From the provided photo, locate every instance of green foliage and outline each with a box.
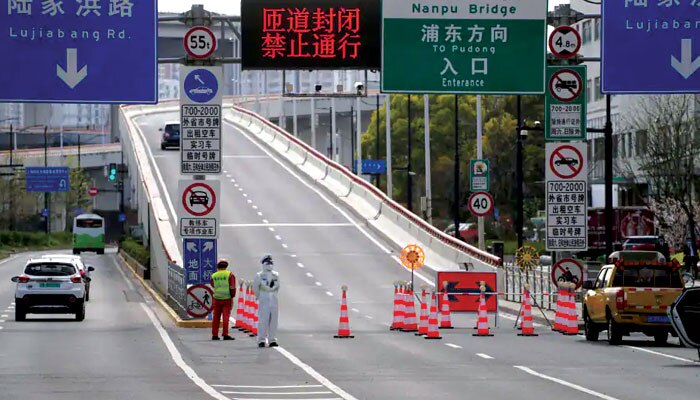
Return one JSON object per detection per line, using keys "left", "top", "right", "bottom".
{"left": 0, "top": 231, "right": 72, "bottom": 250}
{"left": 120, "top": 237, "right": 150, "bottom": 267}
{"left": 361, "top": 94, "right": 545, "bottom": 230}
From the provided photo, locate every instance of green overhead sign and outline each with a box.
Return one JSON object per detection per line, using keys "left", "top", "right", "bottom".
{"left": 381, "top": 0, "right": 547, "bottom": 94}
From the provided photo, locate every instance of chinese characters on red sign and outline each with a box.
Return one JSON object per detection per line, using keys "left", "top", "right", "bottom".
{"left": 260, "top": 7, "right": 362, "bottom": 60}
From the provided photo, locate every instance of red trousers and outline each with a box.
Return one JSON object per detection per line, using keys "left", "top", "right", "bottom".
{"left": 212, "top": 298, "right": 233, "bottom": 337}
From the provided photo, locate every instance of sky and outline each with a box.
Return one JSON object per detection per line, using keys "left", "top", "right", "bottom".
{"left": 158, "top": 0, "right": 571, "bottom": 15}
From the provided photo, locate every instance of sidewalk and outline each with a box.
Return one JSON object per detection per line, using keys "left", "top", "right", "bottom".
{"left": 499, "top": 298, "right": 584, "bottom": 330}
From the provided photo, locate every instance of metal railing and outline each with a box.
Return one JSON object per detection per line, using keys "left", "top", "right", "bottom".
{"left": 503, "top": 263, "right": 556, "bottom": 311}
{"left": 167, "top": 261, "right": 187, "bottom": 319}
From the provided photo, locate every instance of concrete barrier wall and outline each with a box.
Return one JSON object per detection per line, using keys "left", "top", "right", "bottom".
{"left": 226, "top": 106, "right": 502, "bottom": 273}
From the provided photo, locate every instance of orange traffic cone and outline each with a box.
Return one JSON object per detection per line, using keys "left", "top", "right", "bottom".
{"left": 241, "top": 285, "right": 251, "bottom": 333}
{"left": 439, "top": 282, "right": 453, "bottom": 329}
{"left": 334, "top": 285, "right": 354, "bottom": 338}
{"left": 553, "top": 286, "right": 566, "bottom": 332}
{"left": 390, "top": 283, "right": 402, "bottom": 330}
{"left": 235, "top": 282, "right": 245, "bottom": 330}
{"left": 416, "top": 288, "right": 429, "bottom": 336}
{"left": 249, "top": 294, "right": 259, "bottom": 337}
{"left": 563, "top": 283, "right": 579, "bottom": 336}
{"left": 473, "top": 283, "right": 493, "bottom": 337}
{"left": 518, "top": 287, "right": 538, "bottom": 336}
{"left": 402, "top": 289, "right": 418, "bottom": 332}
{"left": 424, "top": 292, "right": 442, "bottom": 340}
{"left": 396, "top": 284, "right": 406, "bottom": 331}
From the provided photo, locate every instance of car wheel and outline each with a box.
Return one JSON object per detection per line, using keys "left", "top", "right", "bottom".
{"left": 654, "top": 331, "right": 668, "bottom": 345}
{"left": 75, "top": 302, "right": 85, "bottom": 321}
{"left": 85, "top": 286, "right": 90, "bottom": 302}
{"left": 584, "top": 309, "right": 599, "bottom": 342}
{"left": 607, "top": 315, "right": 622, "bottom": 345}
{"left": 73, "top": 249, "right": 79, "bottom": 255}
{"left": 161, "top": 144, "right": 166, "bottom": 150}
{"left": 14, "top": 302, "right": 26, "bottom": 322}
{"left": 97, "top": 249, "right": 104, "bottom": 255}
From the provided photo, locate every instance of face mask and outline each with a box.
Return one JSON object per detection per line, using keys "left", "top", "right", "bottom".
{"left": 263, "top": 263, "right": 273, "bottom": 272}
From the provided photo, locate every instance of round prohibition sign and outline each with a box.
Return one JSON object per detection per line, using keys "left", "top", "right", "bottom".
{"left": 549, "top": 68, "right": 583, "bottom": 102}
{"left": 183, "top": 26, "right": 217, "bottom": 59}
{"left": 181, "top": 182, "right": 217, "bottom": 217}
{"left": 468, "top": 191, "right": 494, "bottom": 217}
{"left": 548, "top": 26, "right": 582, "bottom": 59}
{"left": 552, "top": 258, "right": 584, "bottom": 289}
{"left": 549, "top": 145, "right": 584, "bottom": 179}
{"left": 187, "top": 284, "right": 214, "bottom": 318}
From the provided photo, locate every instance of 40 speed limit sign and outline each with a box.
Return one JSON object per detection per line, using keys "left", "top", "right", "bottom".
{"left": 184, "top": 26, "right": 217, "bottom": 59}
{"left": 468, "top": 191, "right": 494, "bottom": 217}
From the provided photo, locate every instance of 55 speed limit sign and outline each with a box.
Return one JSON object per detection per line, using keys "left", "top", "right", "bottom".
{"left": 184, "top": 26, "right": 217, "bottom": 59}
{"left": 468, "top": 192, "right": 494, "bottom": 217}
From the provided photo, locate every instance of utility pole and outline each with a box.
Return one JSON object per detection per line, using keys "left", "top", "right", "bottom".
{"left": 453, "top": 95, "right": 460, "bottom": 240}
{"left": 516, "top": 97, "right": 524, "bottom": 249}
{"left": 424, "top": 94, "right": 432, "bottom": 224}
{"left": 407, "top": 94, "right": 413, "bottom": 212}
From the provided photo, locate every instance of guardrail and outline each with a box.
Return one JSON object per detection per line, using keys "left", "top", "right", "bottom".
{"left": 226, "top": 105, "right": 502, "bottom": 271}
{"left": 167, "top": 261, "right": 187, "bottom": 319}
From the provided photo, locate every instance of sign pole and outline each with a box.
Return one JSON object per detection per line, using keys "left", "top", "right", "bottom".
{"left": 453, "top": 95, "right": 460, "bottom": 241}
{"left": 424, "top": 94, "right": 432, "bottom": 225}
{"left": 356, "top": 96, "right": 362, "bottom": 176}
{"left": 385, "top": 95, "right": 393, "bottom": 199}
{"left": 476, "top": 95, "right": 485, "bottom": 251}
{"left": 44, "top": 127, "right": 49, "bottom": 235}
{"left": 604, "top": 95, "right": 613, "bottom": 257}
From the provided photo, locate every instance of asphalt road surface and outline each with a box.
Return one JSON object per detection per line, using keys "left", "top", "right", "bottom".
{"left": 4, "top": 111, "right": 693, "bottom": 400}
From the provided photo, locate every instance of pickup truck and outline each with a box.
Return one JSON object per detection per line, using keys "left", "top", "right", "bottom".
{"left": 582, "top": 258, "right": 684, "bottom": 345}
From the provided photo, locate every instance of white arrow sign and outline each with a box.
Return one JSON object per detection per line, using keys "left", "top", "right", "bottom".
{"left": 186, "top": 241, "right": 198, "bottom": 252}
{"left": 203, "top": 241, "right": 214, "bottom": 252}
{"left": 56, "top": 48, "right": 88, "bottom": 89}
{"left": 671, "top": 38, "right": 700, "bottom": 79}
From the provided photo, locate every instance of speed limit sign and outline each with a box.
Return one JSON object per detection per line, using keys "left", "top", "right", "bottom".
{"left": 468, "top": 191, "right": 494, "bottom": 217}
{"left": 183, "top": 26, "right": 217, "bottom": 59}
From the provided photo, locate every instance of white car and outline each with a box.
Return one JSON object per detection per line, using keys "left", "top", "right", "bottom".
{"left": 11, "top": 258, "right": 87, "bottom": 321}
{"left": 39, "top": 254, "right": 94, "bottom": 301}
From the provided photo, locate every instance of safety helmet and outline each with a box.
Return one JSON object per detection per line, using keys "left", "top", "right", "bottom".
{"left": 260, "top": 254, "right": 273, "bottom": 265}
{"left": 217, "top": 258, "right": 229, "bottom": 268}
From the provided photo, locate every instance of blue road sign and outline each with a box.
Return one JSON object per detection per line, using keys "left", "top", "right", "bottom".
{"left": 182, "top": 238, "right": 217, "bottom": 285}
{"left": 603, "top": 1, "right": 700, "bottom": 93}
{"left": 183, "top": 69, "right": 219, "bottom": 103}
{"left": 354, "top": 160, "right": 387, "bottom": 175}
{"left": 26, "top": 167, "right": 69, "bottom": 192}
{"left": 118, "top": 213, "right": 126, "bottom": 222}
{"left": 0, "top": 1, "right": 157, "bottom": 103}
{"left": 41, "top": 208, "right": 48, "bottom": 217}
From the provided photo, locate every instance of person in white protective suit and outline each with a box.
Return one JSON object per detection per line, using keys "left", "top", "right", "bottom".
{"left": 253, "top": 254, "right": 280, "bottom": 347}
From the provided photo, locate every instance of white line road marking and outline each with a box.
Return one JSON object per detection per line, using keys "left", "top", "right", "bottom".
{"left": 0, "top": 326, "right": 3, "bottom": 330}
{"left": 262, "top": 219, "right": 269, "bottom": 224}
{"left": 0, "top": 315, "right": 8, "bottom": 318}
{"left": 230, "top": 179, "right": 235, "bottom": 183}
{"left": 445, "top": 343, "right": 462, "bottom": 349}
{"left": 0, "top": 320, "right": 5, "bottom": 323}
{"left": 212, "top": 385, "right": 324, "bottom": 388}
{"left": 290, "top": 254, "right": 297, "bottom": 258}
{"left": 139, "top": 303, "right": 229, "bottom": 400}
{"left": 113, "top": 258, "right": 136, "bottom": 291}
{"left": 274, "top": 347, "right": 359, "bottom": 400}
{"left": 228, "top": 398, "right": 341, "bottom": 400}
{"left": 247, "top": 200, "right": 253, "bottom": 204}
{"left": 223, "top": 170, "right": 228, "bottom": 173}
{"left": 269, "top": 227, "right": 275, "bottom": 232}
{"left": 622, "top": 345, "right": 698, "bottom": 363}
{"left": 282, "top": 244, "right": 288, "bottom": 249}
{"left": 364, "top": 315, "right": 373, "bottom": 319}
{"left": 252, "top": 205, "right": 258, "bottom": 209}
{"left": 234, "top": 184, "right": 239, "bottom": 187}
{"left": 226, "top": 174, "right": 232, "bottom": 178}
{"left": 296, "top": 263, "right": 304, "bottom": 268}
{"left": 238, "top": 188, "right": 243, "bottom": 191}
{"left": 275, "top": 235, "right": 282, "bottom": 241}
{"left": 257, "top": 212, "right": 263, "bottom": 216}
{"left": 10, "top": 302, "right": 14, "bottom": 305}
{"left": 244, "top": 194, "right": 248, "bottom": 198}
{"left": 220, "top": 223, "right": 354, "bottom": 227}
{"left": 476, "top": 353, "right": 494, "bottom": 359}
{"left": 326, "top": 291, "right": 334, "bottom": 297}
{"left": 351, "top": 308, "right": 360, "bottom": 313}
{"left": 514, "top": 366, "right": 620, "bottom": 400}
{"left": 306, "top": 273, "right": 314, "bottom": 278}
{"left": 315, "top": 281, "right": 322, "bottom": 286}
{"left": 221, "top": 391, "right": 333, "bottom": 395}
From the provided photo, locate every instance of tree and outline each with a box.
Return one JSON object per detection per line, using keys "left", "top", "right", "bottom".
{"left": 361, "top": 94, "right": 545, "bottom": 230}
{"left": 622, "top": 95, "right": 700, "bottom": 254}
{"left": 62, "top": 156, "right": 93, "bottom": 230}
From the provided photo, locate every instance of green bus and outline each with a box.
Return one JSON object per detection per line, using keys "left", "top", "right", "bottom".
{"left": 72, "top": 214, "right": 105, "bottom": 255}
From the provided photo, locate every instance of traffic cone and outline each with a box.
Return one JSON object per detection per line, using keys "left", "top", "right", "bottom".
{"left": 553, "top": 286, "right": 566, "bottom": 333}
{"left": 416, "top": 288, "right": 429, "bottom": 336}
{"left": 473, "top": 284, "right": 493, "bottom": 337}
{"left": 249, "top": 296, "right": 259, "bottom": 337}
{"left": 334, "top": 285, "right": 354, "bottom": 338}
{"left": 518, "top": 287, "right": 538, "bottom": 336}
{"left": 563, "top": 283, "right": 579, "bottom": 336}
{"left": 424, "top": 292, "right": 442, "bottom": 340}
{"left": 402, "top": 289, "right": 418, "bottom": 332}
{"left": 439, "top": 283, "right": 453, "bottom": 329}
{"left": 235, "top": 282, "right": 245, "bottom": 330}
{"left": 390, "top": 283, "right": 402, "bottom": 331}
{"left": 395, "top": 284, "right": 406, "bottom": 331}
{"left": 245, "top": 285, "right": 254, "bottom": 333}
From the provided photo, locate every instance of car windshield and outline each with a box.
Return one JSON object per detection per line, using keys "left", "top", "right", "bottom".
{"left": 612, "top": 265, "right": 682, "bottom": 288}
{"left": 76, "top": 218, "right": 102, "bottom": 228}
{"left": 164, "top": 124, "right": 180, "bottom": 135}
{"left": 626, "top": 237, "right": 657, "bottom": 244}
{"left": 24, "top": 263, "right": 76, "bottom": 276}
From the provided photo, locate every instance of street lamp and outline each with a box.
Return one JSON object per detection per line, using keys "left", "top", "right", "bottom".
{"left": 516, "top": 116, "right": 542, "bottom": 249}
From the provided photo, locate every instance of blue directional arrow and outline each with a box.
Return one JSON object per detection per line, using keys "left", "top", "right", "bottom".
{"left": 445, "top": 281, "right": 494, "bottom": 302}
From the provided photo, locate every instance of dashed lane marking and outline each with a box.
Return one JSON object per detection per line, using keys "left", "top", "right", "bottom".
{"left": 326, "top": 291, "right": 334, "bottom": 297}
{"left": 306, "top": 273, "right": 314, "bottom": 278}
{"left": 274, "top": 347, "right": 359, "bottom": 400}
{"left": 282, "top": 244, "right": 288, "bottom": 249}
{"left": 275, "top": 235, "right": 282, "bottom": 241}
{"left": 445, "top": 343, "right": 462, "bottom": 349}
{"left": 514, "top": 366, "right": 620, "bottom": 400}
{"left": 622, "top": 345, "right": 697, "bottom": 363}
{"left": 476, "top": 353, "right": 494, "bottom": 359}
{"left": 315, "top": 281, "right": 322, "bottom": 286}
{"left": 297, "top": 263, "right": 304, "bottom": 268}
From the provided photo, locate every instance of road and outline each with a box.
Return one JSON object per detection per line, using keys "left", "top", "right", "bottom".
{"left": 3, "top": 111, "right": 696, "bottom": 400}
